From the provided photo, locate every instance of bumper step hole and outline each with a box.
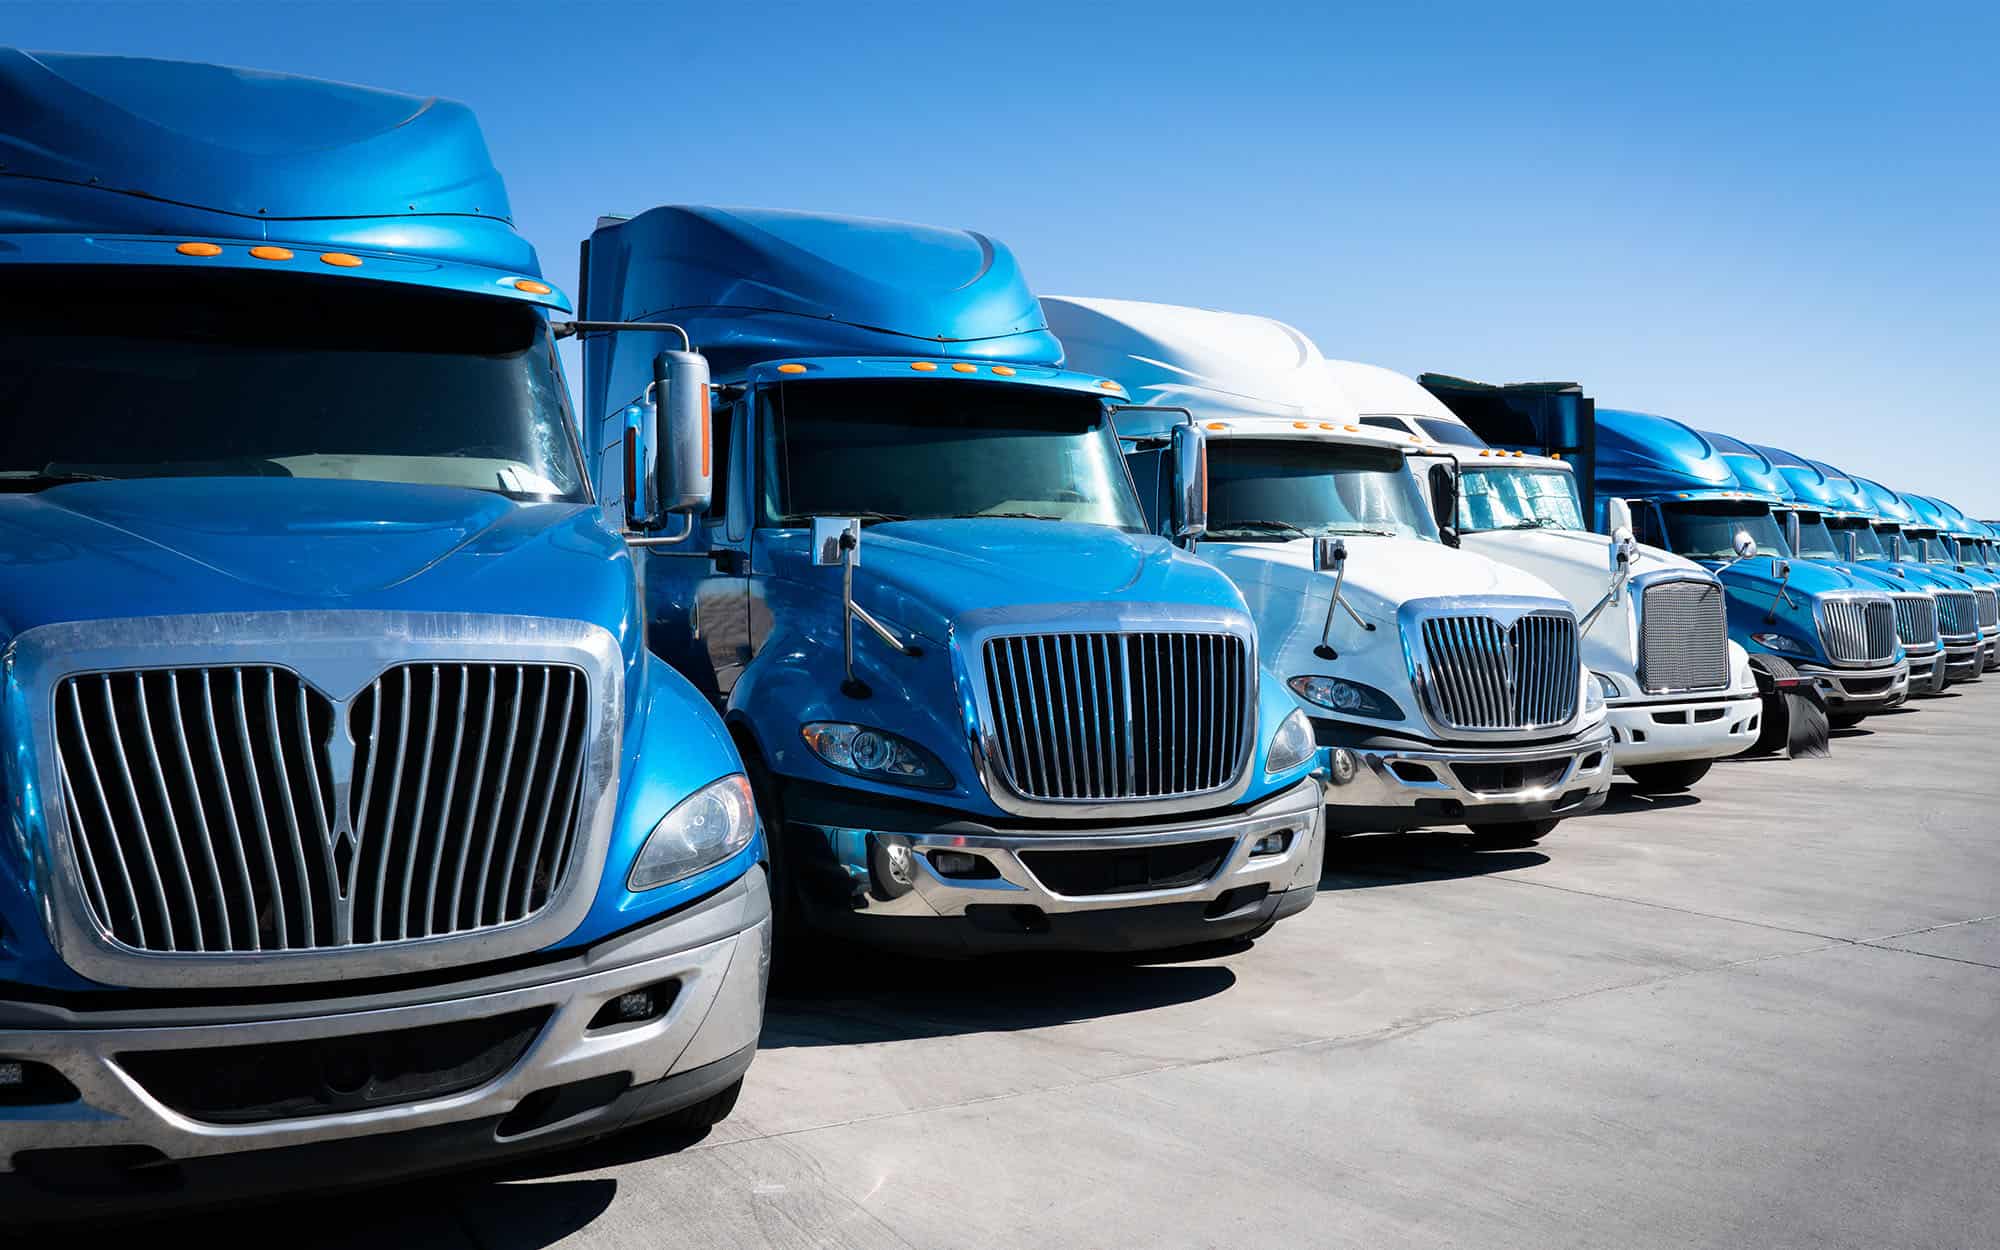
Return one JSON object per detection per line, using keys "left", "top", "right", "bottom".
{"left": 1204, "top": 885, "right": 1270, "bottom": 920}
{"left": 1389, "top": 762, "right": 1438, "bottom": 784}
{"left": 497, "top": 1072, "right": 632, "bottom": 1140}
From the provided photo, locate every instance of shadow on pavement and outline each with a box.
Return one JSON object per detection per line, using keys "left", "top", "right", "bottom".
{"left": 1316, "top": 830, "right": 1549, "bottom": 892}
{"left": 760, "top": 946, "right": 1236, "bottom": 1049}
{"left": 1589, "top": 786, "right": 1702, "bottom": 817}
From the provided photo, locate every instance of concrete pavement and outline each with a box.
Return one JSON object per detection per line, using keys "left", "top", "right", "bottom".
{"left": 152, "top": 686, "right": 2000, "bottom": 1248}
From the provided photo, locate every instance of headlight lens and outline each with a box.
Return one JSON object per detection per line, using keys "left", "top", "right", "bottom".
{"left": 1287, "top": 675, "right": 1404, "bottom": 720}
{"left": 629, "top": 774, "right": 756, "bottom": 892}
{"left": 1592, "top": 671, "right": 1621, "bottom": 701}
{"left": 1584, "top": 673, "right": 1606, "bottom": 714}
{"left": 1751, "top": 632, "right": 1812, "bottom": 656}
{"left": 801, "top": 722, "right": 952, "bottom": 789}
{"left": 1265, "top": 707, "right": 1316, "bottom": 776}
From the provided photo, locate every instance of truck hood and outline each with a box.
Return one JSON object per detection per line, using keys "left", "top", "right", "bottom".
{"left": 1712, "top": 554, "right": 1885, "bottom": 599}
{"left": 0, "top": 478, "right": 634, "bottom": 638}
{"left": 1214, "top": 532, "right": 1565, "bottom": 617}
{"left": 761, "top": 518, "right": 1249, "bottom": 644}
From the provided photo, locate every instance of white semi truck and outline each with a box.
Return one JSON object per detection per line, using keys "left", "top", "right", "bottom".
{"left": 1045, "top": 297, "right": 1612, "bottom": 846}
{"left": 1322, "top": 362, "right": 1761, "bottom": 793}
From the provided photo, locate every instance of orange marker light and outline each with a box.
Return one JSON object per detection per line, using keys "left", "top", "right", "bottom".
{"left": 992, "top": 365, "right": 1017, "bottom": 376}
{"left": 911, "top": 361, "right": 938, "bottom": 372}
{"left": 1344, "top": 424, "right": 1359, "bottom": 432}
{"left": 513, "top": 278, "right": 552, "bottom": 295}
{"left": 777, "top": 363, "right": 807, "bottom": 374}
{"left": 176, "top": 242, "right": 222, "bottom": 257}
{"left": 1097, "top": 380, "right": 1121, "bottom": 391}
{"left": 1206, "top": 421, "right": 1228, "bottom": 431}
{"left": 1319, "top": 422, "right": 1335, "bottom": 429}
{"left": 951, "top": 363, "right": 978, "bottom": 373}
{"left": 319, "top": 252, "right": 363, "bottom": 268}
{"left": 248, "top": 245, "right": 293, "bottom": 261}
{"left": 1292, "top": 421, "right": 1309, "bottom": 429}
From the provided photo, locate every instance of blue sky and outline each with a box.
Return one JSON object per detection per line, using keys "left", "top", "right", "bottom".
{"left": 12, "top": 1, "right": 1999, "bottom": 513}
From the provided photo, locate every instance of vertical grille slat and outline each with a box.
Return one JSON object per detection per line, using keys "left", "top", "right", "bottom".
{"left": 53, "top": 661, "right": 589, "bottom": 956}
{"left": 1975, "top": 588, "right": 1998, "bottom": 629}
{"left": 1821, "top": 597, "right": 1901, "bottom": 661}
{"left": 981, "top": 630, "right": 1248, "bottom": 804}
{"left": 1418, "top": 610, "right": 1580, "bottom": 732}
{"left": 1934, "top": 591, "right": 1980, "bottom": 643}
{"left": 1892, "top": 594, "right": 1939, "bottom": 651}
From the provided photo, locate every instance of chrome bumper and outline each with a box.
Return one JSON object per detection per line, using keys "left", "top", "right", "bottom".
{"left": 1940, "top": 640, "right": 1984, "bottom": 682}
{"left": 1908, "top": 651, "right": 1950, "bottom": 696}
{"left": 1607, "top": 692, "right": 1762, "bottom": 767}
{"left": 792, "top": 777, "right": 1323, "bottom": 936}
{"left": 1981, "top": 627, "right": 1998, "bottom": 671}
{"left": 1794, "top": 659, "right": 1909, "bottom": 710}
{"left": 1317, "top": 723, "right": 1613, "bottom": 833}
{"left": 0, "top": 891, "right": 769, "bottom": 1176}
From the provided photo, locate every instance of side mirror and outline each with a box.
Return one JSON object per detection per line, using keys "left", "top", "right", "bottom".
{"left": 1782, "top": 511, "right": 1801, "bottom": 555}
{"left": 1614, "top": 530, "right": 1637, "bottom": 568}
{"left": 1169, "top": 423, "right": 1207, "bottom": 543}
{"left": 1775, "top": 558, "right": 1791, "bottom": 581}
{"left": 1605, "top": 497, "right": 1634, "bottom": 540}
{"left": 1426, "top": 464, "right": 1457, "bottom": 530}
{"left": 1312, "top": 536, "right": 1348, "bottom": 573}
{"left": 645, "top": 349, "right": 713, "bottom": 520}
{"left": 1733, "top": 529, "right": 1757, "bottom": 560}
{"left": 812, "top": 516, "right": 861, "bottom": 567}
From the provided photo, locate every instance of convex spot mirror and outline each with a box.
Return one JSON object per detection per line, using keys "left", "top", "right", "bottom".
{"left": 1733, "top": 529, "right": 1758, "bottom": 560}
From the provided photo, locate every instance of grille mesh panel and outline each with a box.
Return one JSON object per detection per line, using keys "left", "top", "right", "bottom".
{"left": 982, "top": 632, "right": 1249, "bottom": 802}
{"left": 55, "top": 662, "right": 588, "bottom": 954}
{"left": 1416, "top": 611, "right": 1579, "bottom": 731}
{"left": 1819, "top": 598, "right": 1898, "bottom": 662}
{"left": 1934, "top": 591, "right": 1980, "bottom": 642}
{"left": 1639, "top": 581, "right": 1730, "bottom": 692}
{"left": 1891, "top": 594, "right": 1939, "bottom": 650}
{"left": 1974, "top": 588, "right": 1998, "bottom": 629}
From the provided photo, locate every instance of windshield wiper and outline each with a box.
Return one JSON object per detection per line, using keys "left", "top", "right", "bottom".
{"left": 777, "top": 511, "right": 909, "bottom": 527}
{"left": 945, "top": 511, "right": 1064, "bottom": 521}
{"left": 1321, "top": 525, "right": 1399, "bottom": 537}
{"left": 1211, "top": 519, "right": 1311, "bottom": 538}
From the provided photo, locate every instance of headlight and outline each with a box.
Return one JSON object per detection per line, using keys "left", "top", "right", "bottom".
{"left": 801, "top": 722, "right": 952, "bottom": 789}
{"left": 1288, "top": 675, "right": 1404, "bottom": 720}
{"left": 1591, "top": 671, "right": 1621, "bottom": 701}
{"left": 1265, "top": 706, "right": 1315, "bottom": 776}
{"left": 1584, "top": 674, "right": 1606, "bottom": 714}
{"left": 629, "top": 774, "right": 756, "bottom": 892}
{"left": 1750, "top": 632, "right": 1813, "bottom": 656}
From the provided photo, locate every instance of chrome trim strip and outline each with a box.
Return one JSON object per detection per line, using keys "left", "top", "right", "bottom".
{"left": 14, "top": 611, "right": 623, "bottom": 989}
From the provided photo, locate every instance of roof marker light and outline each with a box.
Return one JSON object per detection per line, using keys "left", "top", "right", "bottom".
{"left": 1097, "top": 380, "right": 1121, "bottom": 391}
{"left": 175, "top": 242, "right": 222, "bottom": 257}
{"left": 992, "top": 365, "right": 1017, "bottom": 376}
{"left": 1343, "top": 424, "right": 1359, "bottom": 432}
{"left": 910, "top": 361, "right": 938, "bottom": 372}
{"left": 248, "top": 245, "right": 293, "bottom": 261}
{"left": 319, "top": 252, "right": 363, "bottom": 268}
{"left": 951, "top": 363, "right": 978, "bottom": 373}
{"left": 1293, "top": 421, "right": 1309, "bottom": 429}
{"left": 777, "top": 363, "right": 807, "bottom": 374}
{"left": 513, "top": 278, "right": 552, "bottom": 294}
{"left": 1319, "top": 422, "right": 1335, "bottom": 430}
{"left": 1206, "top": 422, "right": 1228, "bottom": 431}
{"left": 1551, "top": 453, "right": 1563, "bottom": 460}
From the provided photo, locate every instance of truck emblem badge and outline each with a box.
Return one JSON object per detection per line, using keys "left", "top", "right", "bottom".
{"left": 1501, "top": 622, "right": 1520, "bottom": 706}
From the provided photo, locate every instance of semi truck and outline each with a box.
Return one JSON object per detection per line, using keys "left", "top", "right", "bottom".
{"left": 1904, "top": 494, "right": 2000, "bottom": 669}
{"left": 1848, "top": 477, "right": 1992, "bottom": 680}
{"left": 1043, "top": 297, "right": 1612, "bottom": 846}
{"left": 1327, "top": 364, "right": 1759, "bottom": 794}
{"left": 1748, "top": 442, "right": 1954, "bottom": 696}
{"left": 0, "top": 52, "right": 770, "bottom": 1214}
{"left": 577, "top": 208, "right": 1325, "bottom": 954}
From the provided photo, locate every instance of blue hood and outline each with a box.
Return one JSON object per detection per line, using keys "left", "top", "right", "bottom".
{"left": 0, "top": 479, "right": 632, "bottom": 633}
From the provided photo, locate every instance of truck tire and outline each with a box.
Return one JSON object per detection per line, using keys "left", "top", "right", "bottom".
{"left": 1622, "top": 759, "right": 1713, "bottom": 793}
{"left": 1467, "top": 819, "right": 1559, "bottom": 848}
{"left": 733, "top": 731, "right": 805, "bottom": 954}
{"left": 1745, "top": 654, "right": 1829, "bottom": 758}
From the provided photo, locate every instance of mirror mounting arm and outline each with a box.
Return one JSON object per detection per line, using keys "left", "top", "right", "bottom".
{"left": 1312, "top": 539, "right": 1374, "bottom": 659}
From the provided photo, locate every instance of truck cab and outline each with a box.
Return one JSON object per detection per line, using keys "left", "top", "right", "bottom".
{"left": 1330, "top": 364, "right": 1758, "bottom": 794}
{"left": 579, "top": 208, "right": 1324, "bottom": 955}
{"left": 1904, "top": 494, "right": 2000, "bottom": 670}
{"left": 1589, "top": 409, "right": 1908, "bottom": 724}
{"left": 1044, "top": 297, "right": 1612, "bottom": 846}
{"left": 0, "top": 54, "right": 768, "bottom": 1213}
{"left": 1846, "top": 476, "right": 1990, "bottom": 682}
{"left": 1748, "top": 442, "right": 1955, "bottom": 696}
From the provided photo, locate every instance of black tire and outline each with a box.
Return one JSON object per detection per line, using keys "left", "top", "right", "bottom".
{"left": 654, "top": 1078, "right": 743, "bottom": 1134}
{"left": 1828, "top": 711, "right": 1868, "bottom": 730}
{"left": 1622, "top": 759, "right": 1713, "bottom": 794}
{"left": 732, "top": 730, "right": 805, "bottom": 952}
{"left": 1467, "top": 818, "right": 1559, "bottom": 848}
{"left": 1747, "top": 654, "right": 1802, "bottom": 756}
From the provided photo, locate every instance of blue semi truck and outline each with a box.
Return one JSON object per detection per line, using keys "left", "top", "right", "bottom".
{"left": 0, "top": 53, "right": 768, "bottom": 1213}
{"left": 578, "top": 207, "right": 1325, "bottom": 954}
{"left": 1847, "top": 476, "right": 1996, "bottom": 676}
{"left": 1745, "top": 441, "right": 1958, "bottom": 695}
{"left": 1900, "top": 493, "right": 2000, "bottom": 669}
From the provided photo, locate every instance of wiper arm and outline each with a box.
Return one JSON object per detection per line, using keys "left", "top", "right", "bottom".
{"left": 947, "top": 511, "right": 1063, "bottom": 521}
{"left": 1322, "top": 525, "right": 1398, "bottom": 537}
{"left": 1212, "top": 519, "right": 1311, "bottom": 538}
{"left": 778, "top": 511, "right": 909, "bottom": 527}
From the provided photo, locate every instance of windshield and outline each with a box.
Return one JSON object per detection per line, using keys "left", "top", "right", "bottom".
{"left": 1205, "top": 438, "right": 1439, "bottom": 542}
{"left": 1415, "top": 418, "right": 1487, "bottom": 448}
{"left": 0, "top": 268, "right": 586, "bottom": 501}
{"left": 1872, "top": 523, "right": 1919, "bottom": 561}
{"left": 1788, "top": 511, "right": 1842, "bottom": 560}
{"left": 1457, "top": 465, "right": 1584, "bottom": 532}
{"left": 1908, "top": 529, "right": 1953, "bottom": 564}
{"left": 1662, "top": 502, "right": 1790, "bottom": 561}
{"left": 1828, "top": 518, "right": 1885, "bottom": 559}
{"left": 758, "top": 379, "right": 1143, "bottom": 529}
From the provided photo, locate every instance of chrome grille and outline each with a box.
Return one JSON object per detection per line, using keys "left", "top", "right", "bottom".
{"left": 1638, "top": 580, "right": 1729, "bottom": 692}
{"left": 55, "top": 662, "right": 588, "bottom": 954}
{"left": 981, "top": 632, "right": 1250, "bottom": 802}
{"left": 1975, "top": 587, "right": 1998, "bottom": 629}
{"left": 1819, "top": 597, "right": 1898, "bottom": 662}
{"left": 1416, "top": 611, "right": 1580, "bottom": 731}
{"left": 1935, "top": 590, "right": 1980, "bottom": 642}
{"left": 1891, "top": 594, "right": 1939, "bottom": 651}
